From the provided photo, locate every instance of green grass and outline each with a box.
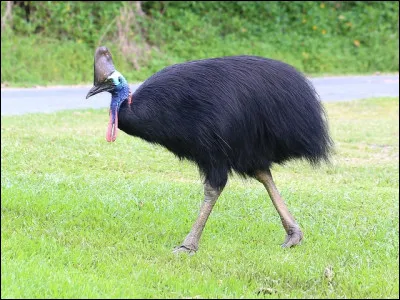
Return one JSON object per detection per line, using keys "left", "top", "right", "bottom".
{"left": 1, "top": 32, "right": 398, "bottom": 88}
{"left": 1, "top": 97, "right": 399, "bottom": 298}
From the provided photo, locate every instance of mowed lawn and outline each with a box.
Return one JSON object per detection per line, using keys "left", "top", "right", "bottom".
{"left": 1, "top": 97, "right": 399, "bottom": 299}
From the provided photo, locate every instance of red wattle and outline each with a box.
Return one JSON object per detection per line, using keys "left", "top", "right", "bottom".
{"left": 106, "top": 109, "right": 118, "bottom": 142}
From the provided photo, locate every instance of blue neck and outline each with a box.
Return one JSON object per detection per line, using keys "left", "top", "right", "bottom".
{"left": 110, "top": 78, "right": 130, "bottom": 113}
{"left": 109, "top": 75, "right": 129, "bottom": 124}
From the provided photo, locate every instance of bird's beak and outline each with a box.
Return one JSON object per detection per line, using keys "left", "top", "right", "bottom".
{"left": 86, "top": 84, "right": 108, "bottom": 99}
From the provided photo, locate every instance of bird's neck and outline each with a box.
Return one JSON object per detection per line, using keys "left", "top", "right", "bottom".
{"left": 106, "top": 80, "right": 130, "bottom": 142}
{"left": 111, "top": 81, "right": 130, "bottom": 110}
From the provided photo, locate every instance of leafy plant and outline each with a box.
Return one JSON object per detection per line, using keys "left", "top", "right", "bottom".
{"left": 1, "top": 1, "right": 398, "bottom": 86}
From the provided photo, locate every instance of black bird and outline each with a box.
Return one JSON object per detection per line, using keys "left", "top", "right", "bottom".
{"left": 86, "top": 46, "right": 333, "bottom": 254}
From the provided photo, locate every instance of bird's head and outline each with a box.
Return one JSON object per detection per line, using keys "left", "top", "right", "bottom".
{"left": 86, "top": 46, "right": 127, "bottom": 99}
{"left": 86, "top": 46, "right": 130, "bottom": 142}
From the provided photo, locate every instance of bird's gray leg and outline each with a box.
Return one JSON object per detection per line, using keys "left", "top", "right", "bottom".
{"left": 255, "top": 169, "right": 303, "bottom": 248}
{"left": 173, "top": 182, "right": 222, "bottom": 254}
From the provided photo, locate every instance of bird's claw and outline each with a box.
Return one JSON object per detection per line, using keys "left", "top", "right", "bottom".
{"left": 172, "top": 245, "right": 197, "bottom": 255}
{"left": 281, "top": 226, "right": 303, "bottom": 248}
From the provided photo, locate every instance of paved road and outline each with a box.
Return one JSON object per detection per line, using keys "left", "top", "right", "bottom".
{"left": 1, "top": 75, "right": 398, "bottom": 116}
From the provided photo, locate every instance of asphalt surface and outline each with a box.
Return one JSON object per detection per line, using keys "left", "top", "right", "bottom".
{"left": 1, "top": 75, "right": 398, "bottom": 116}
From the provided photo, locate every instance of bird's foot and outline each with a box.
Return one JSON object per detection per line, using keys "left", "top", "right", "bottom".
{"left": 172, "top": 244, "right": 197, "bottom": 255}
{"left": 282, "top": 225, "right": 303, "bottom": 248}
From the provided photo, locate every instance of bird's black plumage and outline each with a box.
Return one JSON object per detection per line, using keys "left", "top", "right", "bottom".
{"left": 86, "top": 48, "right": 333, "bottom": 253}
{"left": 117, "top": 55, "right": 332, "bottom": 189}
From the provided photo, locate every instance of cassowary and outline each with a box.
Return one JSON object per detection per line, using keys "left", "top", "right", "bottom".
{"left": 86, "top": 46, "right": 333, "bottom": 254}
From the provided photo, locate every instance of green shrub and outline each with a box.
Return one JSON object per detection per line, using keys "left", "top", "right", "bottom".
{"left": 1, "top": 1, "right": 398, "bottom": 86}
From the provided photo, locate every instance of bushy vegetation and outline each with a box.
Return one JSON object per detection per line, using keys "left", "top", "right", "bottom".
{"left": 1, "top": 1, "right": 399, "bottom": 86}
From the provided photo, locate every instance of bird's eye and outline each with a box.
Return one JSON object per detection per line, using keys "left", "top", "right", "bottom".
{"left": 107, "top": 77, "right": 118, "bottom": 86}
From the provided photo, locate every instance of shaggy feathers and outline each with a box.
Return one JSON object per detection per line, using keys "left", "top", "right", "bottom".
{"left": 118, "top": 55, "right": 333, "bottom": 189}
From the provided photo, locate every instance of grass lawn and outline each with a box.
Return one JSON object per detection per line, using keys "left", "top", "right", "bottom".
{"left": 1, "top": 97, "right": 399, "bottom": 298}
